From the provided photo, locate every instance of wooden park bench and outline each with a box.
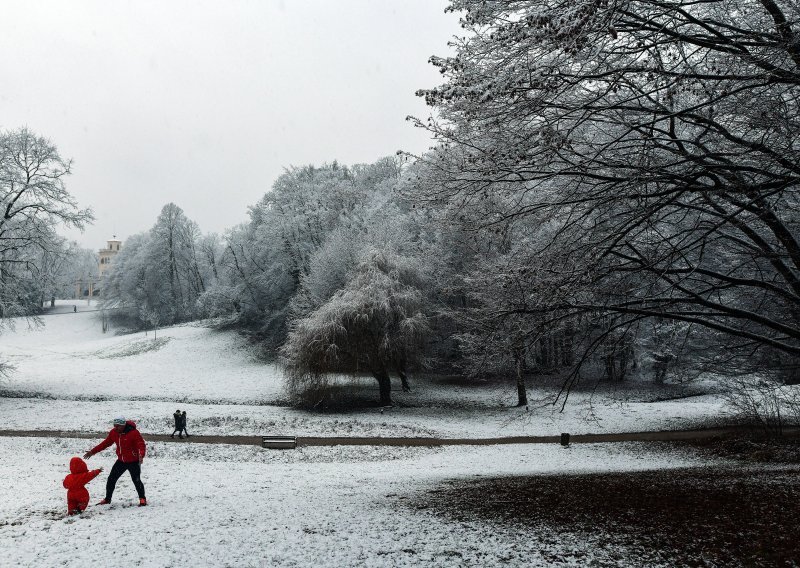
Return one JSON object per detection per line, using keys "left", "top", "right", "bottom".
{"left": 262, "top": 435, "right": 297, "bottom": 449}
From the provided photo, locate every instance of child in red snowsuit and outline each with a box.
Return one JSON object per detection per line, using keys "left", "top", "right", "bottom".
{"left": 63, "top": 457, "right": 103, "bottom": 515}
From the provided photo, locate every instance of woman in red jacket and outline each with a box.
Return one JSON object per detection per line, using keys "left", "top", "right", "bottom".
{"left": 84, "top": 416, "right": 147, "bottom": 506}
{"left": 63, "top": 457, "right": 103, "bottom": 515}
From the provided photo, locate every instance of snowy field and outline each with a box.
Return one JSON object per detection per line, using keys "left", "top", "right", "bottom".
{"left": 0, "top": 302, "right": 731, "bottom": 438}
{"left": 0, "top": 302, "right": 736, "bottom": 567}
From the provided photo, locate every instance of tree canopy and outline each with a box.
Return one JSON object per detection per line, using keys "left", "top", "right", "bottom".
{"left": 407, "top": 0, "right": 800, "bottom": 391}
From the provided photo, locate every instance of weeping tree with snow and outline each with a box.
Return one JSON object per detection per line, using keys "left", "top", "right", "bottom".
{"left": 281, "top": 248, "right": 429, "bottom": 408}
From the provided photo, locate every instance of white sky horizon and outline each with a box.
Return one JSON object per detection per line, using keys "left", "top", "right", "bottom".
{"left": 0, "top": 1, "right": 460, "bottom": 250}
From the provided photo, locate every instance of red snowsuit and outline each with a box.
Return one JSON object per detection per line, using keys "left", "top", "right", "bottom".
{"left": 88, "top": 421, "right": 146, "bottom": 463}
{"left": 63, "top": 457, "right": 101, "bottom": 514}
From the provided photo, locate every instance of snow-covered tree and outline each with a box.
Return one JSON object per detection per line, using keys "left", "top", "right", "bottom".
{"left": 215, "top": 158, "right": 413, "bottom": 356}
{"left": 56, "top": 243, "right": 99, "bottom": 298}
{"left": 0, "top": 127, "right": 92, "bottom": 325}
{"left": 148, "top": 203, "right": 208, "bottom": 318}
{"left": 104, "top": 204, "right": 216, "bottom": 327}
{"left": 281, "top": 248, "right": 429, "bottom": 407}
{"left": 409, "top": 0, "right": 800, "bottom": 389}
{"left": 28, "top": 240, "right": 99, "bottom": 304}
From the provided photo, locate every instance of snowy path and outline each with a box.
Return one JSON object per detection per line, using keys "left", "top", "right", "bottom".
{"left": 0, "top": 424, "right": 780, "bottom": 447}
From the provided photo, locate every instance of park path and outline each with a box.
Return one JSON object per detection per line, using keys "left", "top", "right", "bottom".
{"left": 0, "top": 425, "right": 786, "bottom": 447}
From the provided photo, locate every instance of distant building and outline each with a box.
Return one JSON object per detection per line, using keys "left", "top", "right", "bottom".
{"left": 99, "top": 237, "right": 122, "bottom": 278}
{"left": 76, "top": 237, "right": 122, "bottom": 298}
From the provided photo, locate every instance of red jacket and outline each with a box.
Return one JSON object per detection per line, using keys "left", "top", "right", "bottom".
{"left": 63, "top": 457, "right": 101, "bottom": 507}
{"left": 89, "top": 421, "right": 146, "bottom": 463}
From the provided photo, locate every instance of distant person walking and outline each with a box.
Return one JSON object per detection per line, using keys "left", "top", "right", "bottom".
{"left": 180, "top": 410, "right": 190, "bottom": 438}
{"left": 73, "top": 305, "right": 77, "bottom": 313}
{"left": 84, "top": 416, "right": 147, "bottom": 506}
{"left": 171, "top": 409, "right": 183, "bottom": 439}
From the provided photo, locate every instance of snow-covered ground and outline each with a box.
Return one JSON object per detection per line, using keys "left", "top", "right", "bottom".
{"left": 1, "top": 436, "right": 719, "bottom": 567}
{"left": 0, "top": 301, "right": 735, "bottom": 566}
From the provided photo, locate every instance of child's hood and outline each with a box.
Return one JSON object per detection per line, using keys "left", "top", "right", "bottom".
{"left": 69, "top": 457, "right": 88, "bottom": 474}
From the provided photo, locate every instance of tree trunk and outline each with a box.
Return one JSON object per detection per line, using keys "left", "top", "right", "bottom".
{"left": 398, "top": 368, "right": 411, "bottom": 392}
{"left": 561, "top": 325, "right": 575, "bottom": 366}
{"left": 605, "top": 355, "right": 616, "bottom": 381}
{"left": 373, "top": 369, "right": 392, "bottom": 406}
{"left": 515, "top": 349, "right": 528, "bottom": 407}
{"left": 539, "top": 337, "right": 551, "bottom": 368}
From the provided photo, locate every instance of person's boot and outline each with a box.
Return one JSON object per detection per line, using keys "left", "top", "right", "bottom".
{"left": 97, "top": 499, "right": 110, "bottom": 505}
{"left": 139, "top": 498, "right": 147, "bottom": 507}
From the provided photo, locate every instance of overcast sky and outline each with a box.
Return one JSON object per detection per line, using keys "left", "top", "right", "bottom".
{"left": 0, "top": 1, "right": 460, "bottom": 249}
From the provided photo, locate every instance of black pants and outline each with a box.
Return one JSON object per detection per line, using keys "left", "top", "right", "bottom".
{"left": 106, "top": 460, "right": 145, "bottom": 501}
{"left": 171, "top": 427, "right": 183, "bottom": 438}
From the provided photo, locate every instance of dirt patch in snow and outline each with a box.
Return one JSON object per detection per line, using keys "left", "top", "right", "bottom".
{"left": 418, "top": 464, "right": 800, "bottom": 566}
{"left": 95, "top": 336, "right": 171, "bottom": 358}
{"left": 687, "top": 435, "right": 800, "bottom": 464}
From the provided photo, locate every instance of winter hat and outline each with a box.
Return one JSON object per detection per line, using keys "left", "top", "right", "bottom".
{"left": 113, "top": 416, "right": 126, "bottom": 426}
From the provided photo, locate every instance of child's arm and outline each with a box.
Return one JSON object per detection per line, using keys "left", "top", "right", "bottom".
{"left": 74, "top": 468, "right": 103, "bottom": 486}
